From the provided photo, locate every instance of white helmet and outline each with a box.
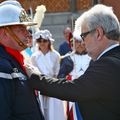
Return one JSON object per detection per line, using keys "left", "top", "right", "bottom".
{"left": 34, "top": 29, "right": 54, "bottom": 42}
{"left": 73, "top": 30, "right": 82, "bottom": 41}
{"left": 0, "top": 0, "right": 37, "bottom": 27}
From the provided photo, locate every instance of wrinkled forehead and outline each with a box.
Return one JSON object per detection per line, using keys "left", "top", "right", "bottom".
{"left": 81, "top": 24, "right": 88, "bottom": 31}
{"left": 6, "top": 25, "right": 27, "bottom": 32}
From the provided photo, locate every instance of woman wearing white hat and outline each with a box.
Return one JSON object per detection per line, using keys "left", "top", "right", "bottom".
{"left": 31, "top": 29, "right": 66, "bottom": 120}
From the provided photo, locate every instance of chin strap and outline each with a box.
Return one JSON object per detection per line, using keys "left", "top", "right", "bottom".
{"left": 4, "top": 27, "right": 27, "bottom": 49}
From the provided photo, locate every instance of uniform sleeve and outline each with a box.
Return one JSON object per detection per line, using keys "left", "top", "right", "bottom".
{"left": 0, "top": 61, "right": 15, "bottom": 120}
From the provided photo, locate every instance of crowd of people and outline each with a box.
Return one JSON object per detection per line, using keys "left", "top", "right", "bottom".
{"left": 0, "top": 0, "right": 120, "bottom": 120}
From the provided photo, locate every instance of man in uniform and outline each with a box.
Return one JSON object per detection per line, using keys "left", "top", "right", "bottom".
{"left": 0, "top": 1, "right": 44, "bottom": 120}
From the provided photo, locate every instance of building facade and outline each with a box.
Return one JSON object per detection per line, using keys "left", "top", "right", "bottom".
{"left": 0, "top": 0, "right": 119, "bottom": 50}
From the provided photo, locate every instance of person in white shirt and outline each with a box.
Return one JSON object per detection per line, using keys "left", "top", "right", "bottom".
{"left": 31, "top": 29, "right": 66, "bottom": 120}
{"left": 58, "top": 31, "right": 91, "bottom": 80}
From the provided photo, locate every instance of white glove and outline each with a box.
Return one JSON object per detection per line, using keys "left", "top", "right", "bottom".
{"left": 24, "top": 63, "right": 41, "bottom": 77}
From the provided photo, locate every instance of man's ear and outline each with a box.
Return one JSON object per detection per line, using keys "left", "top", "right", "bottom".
{"left": 96, "top": 27, "right": 104, "bottom": 41}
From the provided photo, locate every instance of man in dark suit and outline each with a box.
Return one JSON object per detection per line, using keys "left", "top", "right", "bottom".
{"left": 28, "top": 4, "right": 120, "bottom": 120}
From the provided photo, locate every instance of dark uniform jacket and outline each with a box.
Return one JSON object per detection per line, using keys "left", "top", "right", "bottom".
{"left": 30, "top": 46, "right": 120, "bottom": 120}
{"left": 57, "top": 56, "right": 73, "bottom": 78}
{"left": 0, "top": 45, "right": 44, "bottom": 120}
{"left": 59, "top": 41, "right": 72, "bottom": 56}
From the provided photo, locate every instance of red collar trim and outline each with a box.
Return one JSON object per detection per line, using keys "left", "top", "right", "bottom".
{"left": 1, "top": 43, "right": 26, "bottom": 72}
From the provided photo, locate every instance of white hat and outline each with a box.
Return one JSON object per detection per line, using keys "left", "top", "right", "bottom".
{"left": 73, "top": 30, "right": 82, "bottom": 41}
{"left": 0, "top": 0, "right": 22, "bottom": 8}
{"left": 0, "top": 0, "right": 37, "bottom": 27}
{"left": 34, "top": 29, "right": 54, "bottom": 42}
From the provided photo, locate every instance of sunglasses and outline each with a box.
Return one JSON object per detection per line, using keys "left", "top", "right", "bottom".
{"left": 80, "top": 29, "right": 96, "bottom": 41}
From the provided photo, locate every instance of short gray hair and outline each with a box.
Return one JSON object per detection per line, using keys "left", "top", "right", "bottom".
{"left": 75, "top": 4, "right": 120, "bottom": 40}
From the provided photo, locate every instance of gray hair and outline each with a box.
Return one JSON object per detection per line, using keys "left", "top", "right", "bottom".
{"left": 75, "top": 4, "right": 120, "bottom": 40}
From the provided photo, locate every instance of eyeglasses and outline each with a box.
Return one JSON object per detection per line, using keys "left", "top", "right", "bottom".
{"left": 80, "top": 29, "right": 96, "bottom": 41}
